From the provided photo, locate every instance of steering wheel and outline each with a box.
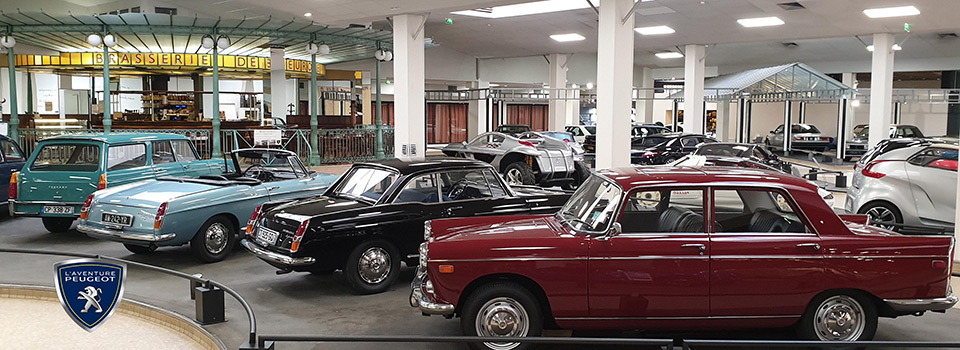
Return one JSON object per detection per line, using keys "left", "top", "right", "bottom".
{"left": 446, "top": 180, "right": 470, "bottom": 199}
{"left": 243, "top": 164, "right": 264, "bottom": 179}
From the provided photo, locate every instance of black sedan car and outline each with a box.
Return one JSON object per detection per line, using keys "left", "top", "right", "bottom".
{"left": 693, "top": 142, "right": 793, "bottom": 173}
{"left": 632, "top": 133, "right": 717, "bottom": 165}
{"left": 240, "top": 158, "right": 572, "bottom": 294}
{"left": 583, "top": 124, "right": 670, "bottom": 154}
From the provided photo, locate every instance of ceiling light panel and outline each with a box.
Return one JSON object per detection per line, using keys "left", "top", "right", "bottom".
{"left": 550, "top": 33, "right": 586, "bottom": 42}
{"left": 452, "top": 0, "right": 652, "bottom": 19}
{"left": 656, "top": 52, "right": 684, "bottom": 59}
{"left": 737, "top": 16, "right": 785, "bottom": 27}
{"left": 635, "top": 25, "right": 675, "bottom": 35}
{"left": 863, "top": 6, "right": 920, "bottom": 18}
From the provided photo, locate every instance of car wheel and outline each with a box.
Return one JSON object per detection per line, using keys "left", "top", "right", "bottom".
{"left": 564, "top": 161, "right": 590, "bottom": 190}
{"left": 461, "top": 282, "right": 543, "bottom": 350}
{"left": 123, "top": 244, "right": 156, "bottom": 254}
{"left": 190, "top": 216, "right": 236, "bottom": 263}
{"left": 42, "top": 217, "right": 75, "bottom": 233}
{"left": 798, "top": 292, "right": 877, "bottom": 343}
{"left": 858, "top": 202, "right": 902, "bottom": 232}
{"left": 503, "top": 162, "right": 536, "bottom": 186}
{"left": 344, "top": 239, "right": 401, "bottom": 295}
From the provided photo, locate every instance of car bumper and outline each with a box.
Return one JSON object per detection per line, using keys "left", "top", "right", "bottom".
{"left": 8, "top": 200, "right": 83, "bottom": 217}
{"left": 409, "top": 267, "right": 455, "bottom": 316}
{"left": 240, "top": 239, "right": 315, "bottom": 267}
{"left": 78, "top": 223, "right": 176, "bottom": 243}
{"left": 884, "top": 293, "right": 958, "bottom": 313}
{"left": 788, "top": 142, "right": 830, "bottom": 150}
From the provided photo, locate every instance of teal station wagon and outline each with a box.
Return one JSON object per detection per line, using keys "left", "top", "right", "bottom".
{"left": 9, "top": 133, "right": 223, "bottom": 233}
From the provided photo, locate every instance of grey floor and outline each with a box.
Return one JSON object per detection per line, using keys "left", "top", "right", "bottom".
{"left": 2, "top": 212, "right": 959, "bottom": 350}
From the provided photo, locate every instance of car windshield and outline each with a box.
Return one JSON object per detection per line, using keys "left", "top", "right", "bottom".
{"left": 792, "top": 124, "right": 821, "bottom": 133}
{"left": 538, "top": 132, "right": 574, "bottom": 143}
{"left": 331, "top": 166, "right": 399, "bottom": 203}
{"left": 855, "top": 126, "right": 870, "bottom": 138}
{"left": 584, "top": 126, "right": 596, "bottom": 134}
{"left": 695, "top": 144, "right": 749, "bottom": 157}
{"left": 557, "top": 175, "right": 623, "bottom": 233}
{"left": 498, "top": 125, "right": 530, "bottom": 134}
{"left": 236, "top": 151, "right": 305, "bottom": 180}
{"left": 29, "top": 143, "right": 101, "bottom": 172}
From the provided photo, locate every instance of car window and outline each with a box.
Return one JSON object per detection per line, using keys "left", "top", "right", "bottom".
{"left": 898, "top": 127, "right": 924, "bottom": 138}
{"left": 714, "top": 189, "right": 810, "bottom": 233}
{"left": 752, "top": 148, "right": 768, "bottom": 160}
{"left": 333, "top": 167, "right": 399, "bottom": 202}
{"left": 483, "top": 170, "right": 508, "bottom": 197}
{"left": 774, "top": 125, "right": 784, "bottom": 134}
{"left": 438, "top": 168, "right": 503, "bottom": 201}
{"left": 584, "top": 126, "right": 596, "bottom": 134}
{"left": 792, "top": 124, "right": 820, "bottom": 133}
{"left": 152, "top": 141, "right": 176, "bottom": 164}
{"left": 681, "top": 137, "right": 700, "bottom": 147}
{"left": 107, "top": 144, "right": 147, "bottom": 171}
{"left": 1, "top": 140, "right": 24, "bottom": 162}
{"left": 558, "top": 176, "right": 622, "bottom": 232}
{"left": 620, "top": 189, "right": 705, "bottom": 233}
{"left": 171, "top": 140, "right": 199, "bottom": 161}
{"left": 29, "top": 143, "right": 101, "bottom": 172}
{"left": 395, "top": 174, "right": 441, "bottom": 204}
{"left": 908, "top": 147, "right": 958, "bottom": 172}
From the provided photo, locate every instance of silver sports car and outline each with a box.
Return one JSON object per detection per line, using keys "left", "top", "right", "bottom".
{"left": 845, "top": 138, "right": 957, "bottom": 233}
{"left": 442, "top": 131, "right": 584, "bottom": 187}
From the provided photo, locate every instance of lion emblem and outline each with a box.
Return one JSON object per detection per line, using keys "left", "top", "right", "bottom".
{"left": 77, "top": 286, "right": 103, "bottom": 313}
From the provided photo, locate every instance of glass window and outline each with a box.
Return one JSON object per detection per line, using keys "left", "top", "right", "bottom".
{"left": 557, "top": 176, "right": 622, "bottom": 232}
{"left": 107, "top": 144, "right": 147, "bottom": 171}
{"left": 752, "top": 148, "right": 769, "bottom": 160}
{"left": 1, "top": 140, "right": 24, "bottom": 162}
{"left": 29, "top": 144, "right": 101, "bottom": 172}
{"left": 438, "top": 169, "right": 502, "bottom": 201}
{"left": 681, "top": 137, "right": 700, "bottom": 147}
{"left": 584, "top": 126, "right": 596, "bottom": 134}
{"left": 152, "top": 141, "right": 176, "bottom": 164}
{"left": 483, "top": 170, "right": 507, "bottom": 198}
{"left": 620, "top": 189, "right": 705, "bottom": 233}
{"left": 395, "top": 174, "right": 440, "bottom": 203}
{"left": 171, "top": 140, "right": 199, "bottom": 162}
{"left": 332, "top": 167, "right": 399, "bottom": 202}
{"left": 909, "top": 147, "right": 958, "bottom": 172}
{"left": 792, "top": 124, "right": 821, "bottom": 134}
{"left": 714, "top": 189, "right": 810, "bottom": 233}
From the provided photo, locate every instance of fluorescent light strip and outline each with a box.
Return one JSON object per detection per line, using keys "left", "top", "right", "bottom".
{"left": 34, "top": 119, "right": 80, "bottom": 123}
{"left": 737, "top": 16, "right": 785, "bottom": 28}
{"left": 863, "top": 6, "right": 920, "bottom": 18}
{"left": 866, "top": 44, "right": 902, "bottom": 52}
{"left": 656, "top": 52, "right": 683, "bottom": 59}
{"left": 452, "top": 0, "right": 653, "bottom": 19}
{"left": 635, "top": 25, "right": 675, "bottom": 35}
{"left": 550, "top": 33, "right": 586, "bottom": 42}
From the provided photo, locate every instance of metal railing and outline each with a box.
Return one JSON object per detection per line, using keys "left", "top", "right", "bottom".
{"left": 316, "top": 127, "right": 394, "bottom": 163}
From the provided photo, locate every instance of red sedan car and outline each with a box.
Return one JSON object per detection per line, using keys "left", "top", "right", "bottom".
{"left": 410, "top": 166, "right": 956, "bottom": 350}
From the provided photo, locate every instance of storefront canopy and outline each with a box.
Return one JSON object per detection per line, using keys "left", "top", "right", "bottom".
{"left": 673, "top": 62, "right": 853, "bottom": 103}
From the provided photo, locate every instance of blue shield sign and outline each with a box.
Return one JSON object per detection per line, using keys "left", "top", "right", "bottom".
{"left": 54, "top": 259, "right": 126, "bottom": 332}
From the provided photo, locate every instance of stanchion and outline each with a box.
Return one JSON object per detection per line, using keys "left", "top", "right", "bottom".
{"left": 195, "top": 284, "right": 225, "bottom": 324}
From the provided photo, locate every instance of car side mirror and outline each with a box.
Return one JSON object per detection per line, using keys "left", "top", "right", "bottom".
{"left": 606, "top": 222, "right": 622, "bottom": 238}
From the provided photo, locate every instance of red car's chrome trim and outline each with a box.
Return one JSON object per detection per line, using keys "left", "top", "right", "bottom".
{"left": 555, "top": 315, "right": 801, "bottom": 321}
{"left": 429, "top": 257, "right": 587, "bottom": 263}
{"left": 824, "top": 255, "right": 949, "bottom": 259}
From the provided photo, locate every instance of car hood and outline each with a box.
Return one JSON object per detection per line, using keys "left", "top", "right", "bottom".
{"left": 93, "top": 179, "right": 221, "bottom": 207}
{"left": 432, "top": 215, "right": 565, "bottom": 242}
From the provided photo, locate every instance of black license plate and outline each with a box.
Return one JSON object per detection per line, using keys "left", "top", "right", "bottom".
{"left": 102, "top": 213, "right": 133, "bottom": 227}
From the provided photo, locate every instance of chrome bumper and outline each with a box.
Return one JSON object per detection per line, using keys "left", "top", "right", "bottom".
{"left": 240, "top": 239, "right": 315, "bottom": 266}
{"left": 409, "top": 267, "right": 455, "bottom": 316}
{"left": 78, "top": 224, "right": 175, "bottom": 242}
{"left": 884, "top": 293, "right": 958, "bottom": 313}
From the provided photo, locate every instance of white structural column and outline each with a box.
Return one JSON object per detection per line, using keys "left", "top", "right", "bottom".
{"left": 548, "top": 54, "right": 569, "bottom": 131}
{"left": 868, "top": 33, "right": 895, "bottom": 148}
{"left": 640, "top": 67, "right": 655, "bottom": 124}
{"left": 841, "top": 73, "right": 857, "bottom": 141}
{"left": 270, "top": 47, "right": 287, "bottom": 121}
{"left": 594, "top": 0, "right": 635, "bottom": 169}
{"left": 467, "top": 80, "right": 489, "bottom": 139}
{"left": 684, "top": 44, "right": 706, "bottom": 134}
{"left": 567, "top": 91, "right": 580, "bottom": 126}
{"left": 716, "top": 100, "right": 730, "bottom": 141}
{"left": 393, "top": 14, "right": 427, "bottom": 160}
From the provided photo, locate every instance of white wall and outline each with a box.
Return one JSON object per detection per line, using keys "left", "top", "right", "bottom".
{"left": 202, "top": 77, "right": 269, "bottom": 120}
{"left": 118, "top": 77, "right": 142, "bottom": 113}
{"left": 853, "top": 102, "right": 949, "bottom": 137}
{"left": 34, "top": 73, "right": 60, "bottom": 114}
{"left": 0, "top": 68, "right": 28, "bottom": 115}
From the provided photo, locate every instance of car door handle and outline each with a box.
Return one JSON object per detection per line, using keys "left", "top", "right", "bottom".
{"left": 445, "top": 206, "right": 464, "bottom": 216}
{"left": 266, "top": 186, "right": 280, "bottom": 191}
{"left": 797, "top": 243, "right": 821, "bottom": 250}
{"left": 681, "top": 243, "right": 706, "bottom": 255}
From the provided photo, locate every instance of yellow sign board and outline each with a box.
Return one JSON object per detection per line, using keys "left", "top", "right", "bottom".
{"left": 12, "top": 52, "right": 325, "bottom": 75}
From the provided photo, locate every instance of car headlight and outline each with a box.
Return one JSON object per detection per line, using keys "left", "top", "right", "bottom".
{"left": 424, "top": 220, "right": 432, "bottom": 241}
{"left": 419, "top": 242, "right": 428, "bottom": 268}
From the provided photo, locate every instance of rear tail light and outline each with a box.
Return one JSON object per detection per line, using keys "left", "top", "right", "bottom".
{"left": 98, "top": 174, "right": 107, "bottom": 190}
{"left": 793, "top": 136, "right": 803, "bottom": 141}
{"left": 154, "top": 202, "right": 168, "bottom": 230}
{"left": 246, "top": 205, "right": 263, "bottom": 236}
{"left": 79, "top": 194, "right": 94, "bottom": 220}
{"left": 290, "top": 220, "right": 310, "bottom": 252}
{"left": 518, "top": 140, "right": 535, "bottom": 147}
{"left": 820, "top": 137, "right": 830, "bottom": 141}
{"left": 861, "top": 160, "right": 891, "bottom": 179}
{"left": 8, "top": 172, "right": 17, "bottom": 200}
{"left": 642, "top": 151, "right": 660, "bottom": 158}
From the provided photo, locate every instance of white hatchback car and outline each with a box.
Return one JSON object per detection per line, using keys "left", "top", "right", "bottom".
{"left": 564, "top": 125, "right": 595, "bottom": 144}
{"left": 845, "top": 139, "right": 958, "bottom": 232}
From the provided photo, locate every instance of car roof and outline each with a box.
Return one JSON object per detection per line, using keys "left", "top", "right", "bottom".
{"left": 597, "top": 165, "right": 814, "bottom": 191}
{"left": 356, "top": 157, "right": 494, "bottom": 175}
{"left": 38, "top": 133, "right": 188, "bottom": 143}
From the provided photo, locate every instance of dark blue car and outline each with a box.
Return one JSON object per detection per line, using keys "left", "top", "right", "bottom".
{"left": 1, "top": 135, "right": 27, "bottom": 208}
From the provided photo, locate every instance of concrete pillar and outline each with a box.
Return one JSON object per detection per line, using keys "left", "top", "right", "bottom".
{"left": 567, "top": 93, "right": 580, "bottom": 126}
{"left": 842, "top": 73, "right": 857, "bottom": 141}
{"left": 683, "top": 44, "right": 706, "bottom": 134}
{"left": 798, "top": 101, "right": 807, "bottom": 124}
{"left": 594, "top": 0, "right": 635, "bottom": 169}
{"left": 717, "top": 100, "right": 730, "bottom": 141}
{"left": 640, "top": 67, "right": 655, "bottom": 124}
{"left": 836, "top": 97, "right": 849, "bottom": 160}
{"left": 393, "top": 14, "right": 426, "bottom": 160}
{"left": 868, "top": 33, "right": 895, "bottom": 148}
{"left": 893, "top": 101, "right": 902, "bottom": 124}
{"left": 468, "top": 80, "right": 489, "bottom": 139}
{"left": 782, "top": 101, "right": 793, "bottom": 154}
{"left": 548, "top": 54, "right": 568, "bottom": 132}
{"left": 270, "top": 47, "right": 287, "bottom": 121}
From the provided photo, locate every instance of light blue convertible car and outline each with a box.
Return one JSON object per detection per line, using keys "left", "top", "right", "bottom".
{"left": 78, "top": 148, "right": 338, "bottom": 262}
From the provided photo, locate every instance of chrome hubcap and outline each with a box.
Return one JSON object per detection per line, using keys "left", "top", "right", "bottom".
{"left": 865, "top": 206, "right": 897, "bottom": 230}
{"left": 204, "top": 222, "right": 229, "bottom": 254}
{"left": 814, "top": 295, "right": 865, "bottom": 341}
{"left": 358, "top": 247, "right": 391, "bottom": 284}
{"left": 476, "top": 297, "right": 529, "bottom": 350}
{"left": 505, "top": 169, "right": 523, "bottom": 185}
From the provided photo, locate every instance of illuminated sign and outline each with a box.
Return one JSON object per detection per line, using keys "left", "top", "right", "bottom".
{"left": 12, "top": 52, "right": 325, "bottom": 75}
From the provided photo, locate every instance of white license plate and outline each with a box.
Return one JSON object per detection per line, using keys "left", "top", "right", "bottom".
{"left": 43, "top": 206, "right": 74, "bottom": 214}
{"left": 256, "top": 227, "right": 279, "bottom": 246}
{"left": 102, "top": 213, "right": 133, "bottom": 227}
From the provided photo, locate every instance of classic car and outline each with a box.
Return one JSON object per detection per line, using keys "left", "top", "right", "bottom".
{"left": 844, "top": 124, "right": 925, "bottom": 161}
{"left": 632, "top": 133, "right": 717, "bottom": 165}
{"left": 693, "top": 142, "right": 793, "bottom": 173}
{"left": 517, "top": 131, "right": 585, "bottom": 162}
{"left": 564, "top": 125, "right": 595, "bottom": 144}
{"left": 9, "top": 133, "right": 224, "bottom": 233}
{"left": 765, "top": 123, "right": 831, "bottom": 152}
{"left": 582, "top": 124, "right": 670, "bottom": 155}
{"left": 77, "top": 148, "right": 338, "bottom": 262}
{"left": 442, "top": 132, "right": 582, "bottom": 187}
{"left": 494, "top": 124, "right": 532, "bottom": 136}
{"left": 1, "top": 135, "right": 27, "bottom": 209}
{"left": 412, "top": 166, "right": 956, "bottom": 350}
{"left": 846, "top": 138, "right": 957, "bottom": 233}
{"left": 241, "top": 158, "right": 572, "bottom": 294}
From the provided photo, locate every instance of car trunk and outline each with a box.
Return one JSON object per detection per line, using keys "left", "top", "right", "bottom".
{"left": 88, "top": 180, "right": 221, "bottom": 232}
{"left": 19, "top": 141, "right": 103, "bottom": 205}
{"left": 255, "top": 196, "right": 370, "bottom": 253}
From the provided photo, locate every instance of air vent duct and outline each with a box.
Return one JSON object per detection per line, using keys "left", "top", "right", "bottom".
{"left": 777, "top": 2, "right": 805, "bottom": 10}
